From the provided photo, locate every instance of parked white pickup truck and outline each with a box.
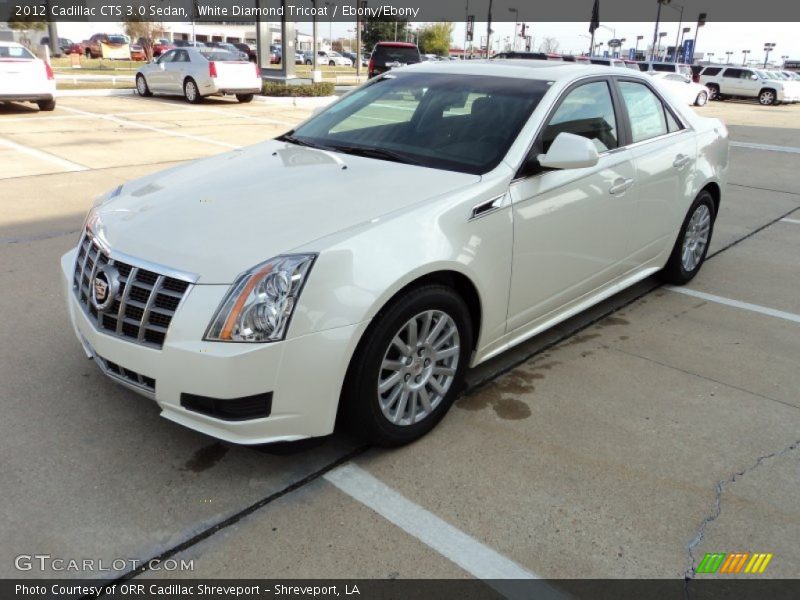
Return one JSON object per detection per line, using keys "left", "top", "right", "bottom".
{"left": 699, "top": 65, "right": 799, "bottom": 105}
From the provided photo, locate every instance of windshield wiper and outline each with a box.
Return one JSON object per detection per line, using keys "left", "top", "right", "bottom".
{"left": 327, "top": 144, "right": 423, "bottom": 166}
{"left": 276, "top": 133, "right": 324, "bottom": 149}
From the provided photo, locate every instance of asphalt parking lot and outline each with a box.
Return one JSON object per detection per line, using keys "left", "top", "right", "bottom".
{"left": 1, "top": 94, "right": 798, "bottom": 585}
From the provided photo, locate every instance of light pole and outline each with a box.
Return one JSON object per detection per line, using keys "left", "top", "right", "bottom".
{"left": 651, "top": 0, "right": 671, "bottom": 61}
{"left": 323, "top": 1, "right": 333, "bottom": 50}
{"left": 689, "top": 12, "right": 706, "bottom": 64}
{"left": 706, "top": 52, "right": 714, "bottom": 63}
{"left": 595, "top": 42, "right": 604, "bottom": 56}
{"left": 781, "top": 54, "right": 789, "bottom": 67}
{"left": 667, "top": 2, "right": 685, "bottom": 62}
{"left": 618, "top": 38, "right": 626, "bottom": 59}
{"left": 763, "top": 42, "right": 776, "bottom": 68}
{"left": 463, "top": 0, "right": 469, "bottom": 60}
{"left": 634, "top": 35, "right": 644, "bottom": 60}
{"left": 741, "top": 49, "right": 750, "bottom": 65}
{"left": 508, "top": 7, "right": 519, "bottom": 51}
{"left": 725, "top": 51, "right": 733, "bottom": 64}
{"left": 656, "top": 31, "right": 667, "bottom": 60}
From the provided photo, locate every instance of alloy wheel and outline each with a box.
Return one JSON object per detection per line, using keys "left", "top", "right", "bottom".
{"left": 377, "top": 310, "right": 460, "bottom": 427}
{"left": 759, "top": 90, "right": 775, "bottom": 105}
{"left": 681, "top": 204, "right": 711, "bottom": 272}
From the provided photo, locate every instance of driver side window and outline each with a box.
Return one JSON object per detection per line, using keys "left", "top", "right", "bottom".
{"left": 541, "top": 81, "right": 619, "bottom": 154}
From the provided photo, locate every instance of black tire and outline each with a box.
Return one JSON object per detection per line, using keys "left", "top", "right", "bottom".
{"left": 136, "top": 74, "right": 152, "bottom": 97}
{"left": 305, "top": 59, "right": 312, "bottom": 65}
{"left": 37, "top": 99, "right": 56, "bottom": 111}
{"left": 695, "top": 91, "right": 708, "bottom": 106}
{"left": 329, "top": 60, "right": 336, "bottom": 67}
{"left": 236, "top": 94, "right": 254, "bottom": 103}
{"left": 658, "top": 191, "right": 716, "bottom": 285}
{"left": 340, "top": 285, "right": 473, "bottom": 447}
{"left": 707, "top": 84, "right": 720, "bottom": 101}
{"left": 183, "top": 78, "right": 202, "bottom": 104}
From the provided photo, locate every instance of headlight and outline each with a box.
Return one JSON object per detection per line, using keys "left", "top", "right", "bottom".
{"left": 204, "top": 254, "right": 317, "bottom": 343}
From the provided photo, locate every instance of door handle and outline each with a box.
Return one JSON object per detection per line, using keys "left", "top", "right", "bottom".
{"left": 609, "top": 178, "right": 634, "bottom": 195}
{"left": 673, "top": 154, "right": 691, "bottom": 169}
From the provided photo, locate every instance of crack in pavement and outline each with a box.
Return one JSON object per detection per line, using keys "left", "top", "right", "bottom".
{"left": 683, "top": 439, "right": 800, "bottom": 584}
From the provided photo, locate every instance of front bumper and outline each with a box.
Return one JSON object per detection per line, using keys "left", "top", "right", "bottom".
{"left": 61, "top": 248, "right": 368, "bottom": 444}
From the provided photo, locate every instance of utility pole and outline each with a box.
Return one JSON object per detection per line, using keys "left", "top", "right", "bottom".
{"left": 741, "top": 49, "right": 750, "bottom": 65}
{"left": 486, "top": 0, "right": 493, "bottom": 58}
{"left": 763, "top": 42, "right": 776, "bottom": 68}
{"left": 651, "top": 0, "right": 670, "bottom": 61}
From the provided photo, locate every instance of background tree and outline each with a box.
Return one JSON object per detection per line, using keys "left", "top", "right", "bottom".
{"left": 417, "top": 23, "right": 454, "bottom": 56}
{"left": 361, "top": 18, "right": 410, "bottom": 52}
{"left": 122, "top": 19, "right": 165, "bottom": 61}
{"left": 538, "top": 37, "right": 560, "bottom": 54}
{"left": 7, "top": 16, "right": 46, "bottom": 49}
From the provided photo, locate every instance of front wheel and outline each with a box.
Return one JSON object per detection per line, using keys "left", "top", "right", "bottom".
{"left": 658, "top": 191, "right": 715, "bottom": 285}
{"left": 707, "top": 84, "right": 720, "bottom": 101}
{"left": 37, "top": 99, "right": 56, "bottom": 111}
{"left": 136, "top": 74, "right": 152, "bottom": 97}
{"left": 329, "top": 60, "right": 336, "bottom": 67}
{"left": 183, "top": 78, "right": 202, "bottom": 104}
{"left": 236, "top": 93, "right": 254, "bottom": 103}
{"left": 305, "top": 59, "right": 312, "bottom": 65}
{"left": 341, "top": 285, "right": 473, "bottom": 446}
{"left": 759, "top": 89, "right": 777, "bottom": 106}
{"left": 695, "top": 91, "right": 708, "bottom": 106}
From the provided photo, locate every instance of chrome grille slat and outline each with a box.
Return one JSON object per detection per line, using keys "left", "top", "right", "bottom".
{"left": 138, "top": 275, "right": 164, "bottom": 342}
{"left": 72, "top": 230, "right": 193, "bottom": 350}
{"left": 115, "top": 266, "right": 138, "bottom": 335}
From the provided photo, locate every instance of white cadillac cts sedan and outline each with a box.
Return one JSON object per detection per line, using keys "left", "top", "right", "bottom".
{"left": 62, "top": 61, "right": 728, "bottom": 446}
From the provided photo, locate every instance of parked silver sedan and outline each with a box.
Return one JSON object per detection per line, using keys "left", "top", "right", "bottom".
{"left": 136, "top": 48, "right": 262, "bottom": 103}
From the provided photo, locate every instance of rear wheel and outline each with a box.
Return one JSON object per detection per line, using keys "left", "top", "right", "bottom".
{"left": 707, "top": 84, "right": 720, "bottom": 101}
{"left": 236, "top": 93, "right": 254, "bottom": 103}
{"left": 658, "top": 191, "right": 715, "bottom": 285}
{"left": 183, "top": 78, "right": 202, "bottom": 104}
{"left": 36, "top": 99, "right": 56, "bottom": 111}
{"left": 136, "top": 74, "right": 152, "bottom": 97}
{"left": 341, "top": 285, "right": 472, "bottom": 446}
{"left": 305, "top": 59, "right": 312, "bottom": 65}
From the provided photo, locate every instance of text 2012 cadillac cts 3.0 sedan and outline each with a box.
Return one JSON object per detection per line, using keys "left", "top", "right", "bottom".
{"left": 62, "top": 61, "right": 728, "bottom": 446}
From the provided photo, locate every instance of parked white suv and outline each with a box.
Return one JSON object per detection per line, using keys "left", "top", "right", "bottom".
{"left": 699, "top": 66, "right": 796, "bottom": 105}
{"left": 637, "top": 61, "right": 693, "bottom": 79}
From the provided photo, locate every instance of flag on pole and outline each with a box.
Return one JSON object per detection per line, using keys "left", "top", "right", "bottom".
{"left": 589, "top": 0, "right": 600, "bottom": 34}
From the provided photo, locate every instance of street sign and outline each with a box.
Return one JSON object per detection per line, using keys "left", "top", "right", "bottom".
{"left": 682, "top": 39, "right": 694, "bottom": 63}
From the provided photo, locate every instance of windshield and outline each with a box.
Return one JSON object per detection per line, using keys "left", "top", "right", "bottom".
{"left": 373, "top": 46, "right": 420, "bottom": 64}
{"left": 108, "top": 36, "right": 126, "bottom": 44}
{"left": 0, "top": 45, "right": 35, "bottom": 59}
{"left": 285, "top": 72, "right": 550, "bottom": 175}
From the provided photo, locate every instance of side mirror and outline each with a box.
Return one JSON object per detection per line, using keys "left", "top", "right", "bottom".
{"left": 537, "top": 132, "right": 600, "bottom": 170}
{"left": 750, "top": 74, "right": 758, "bottom": 80}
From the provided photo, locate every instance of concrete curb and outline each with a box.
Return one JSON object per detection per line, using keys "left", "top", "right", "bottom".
{"left": 56, "top": 89, "right": 137, "bottom": 97}
{"left": 253, "top": 95, "right": 338, "bottom": 108}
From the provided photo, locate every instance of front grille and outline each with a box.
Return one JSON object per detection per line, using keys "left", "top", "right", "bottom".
{"left": 73, "top": 230, "right": 192, "bottom": 349}
{"left": 95, "top": 352, "right": 156, "bottom": 393}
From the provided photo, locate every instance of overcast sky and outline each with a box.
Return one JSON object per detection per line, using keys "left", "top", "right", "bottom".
{"left": 54, "top": 21, "right": 799, "bottom": 62}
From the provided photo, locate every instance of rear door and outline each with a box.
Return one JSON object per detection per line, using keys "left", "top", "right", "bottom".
{"left": 614, "top": 77, "right": 697, "bottom": 264}
{"left": 720, "top": 68, "right": 744, "bottom": 95}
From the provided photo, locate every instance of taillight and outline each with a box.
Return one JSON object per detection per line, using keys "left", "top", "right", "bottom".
{"left": 209, "top": 61, "right": 217, "bottom": 78}
{"left": 368, "top": 57, "right": 375, "bottom": 73}
{"left": 253, "top": 63, "right": 260, "bottom": 78}
{"left": 44, "top": 62, "right": 54, "bottom": 80}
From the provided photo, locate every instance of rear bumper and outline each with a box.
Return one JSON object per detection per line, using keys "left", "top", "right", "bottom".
{"left": 61, "top": 247, "right": 369, "bottom": 444}
{"left": 0, "top": 93, "right": 54, "bottom": 102}
{"left": 216, "top": 88, "right": 261, "bottom": 95}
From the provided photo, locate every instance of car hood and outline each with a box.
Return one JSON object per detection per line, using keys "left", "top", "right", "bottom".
{"left": 92, "top": 140, "right": 479, "bottom": 283}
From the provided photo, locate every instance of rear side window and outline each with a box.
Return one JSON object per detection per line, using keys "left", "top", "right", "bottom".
{"left": 200, "top": 51, "right": 240, "bottom": 61}
{"left": 372, "top": 45, "right": 420, "bottom": 65}
{"left": 723, "top": 68, "right": 743, "bottom": 78}
{"left": 0, "top": 45, "right": 35, "bottom": 59}
{"left": 542, "top": 81, "right": 618, "bottom": 152}
{"left": 652, "top": 63, "right": 674, "bottom": 72}
{"left": 618, "top": 81, "right": 677, "bottom": 143}
{"left": 702, "top": 67, "right": 721, "bottom": 76}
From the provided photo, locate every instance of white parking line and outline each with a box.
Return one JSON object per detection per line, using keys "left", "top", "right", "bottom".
{"left": 781, "top": 218, "right": 800, "bottom": 225}
{"left": 324, "top": 463, "right": 558, "bottom": 600}
{"left": 730, "top": 141, "right": 800, "bottom": 154}
{"left": 57, "top": 105, "right": 241, "bottom": 150}
{"left": 665, "top": 286, "right": 800, "bottom": 324}
{"left": 0, "top": 136, "right": 88, "bottom": 173}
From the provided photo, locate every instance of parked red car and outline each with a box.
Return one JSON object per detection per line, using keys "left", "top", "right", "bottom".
{"left": 138, "top": 37, "right": 175, "bottom": 58}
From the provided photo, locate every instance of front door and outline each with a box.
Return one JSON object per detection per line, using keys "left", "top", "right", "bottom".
{"left": 507, "top": 78, "right": 636, "bottom": 331}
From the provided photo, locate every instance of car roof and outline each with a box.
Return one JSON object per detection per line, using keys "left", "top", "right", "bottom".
{"left": 375, "top": 42, "right": 417, "bottom": 48}
{"left": 403, "top": 59, "right": 648, "bottom": 82}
